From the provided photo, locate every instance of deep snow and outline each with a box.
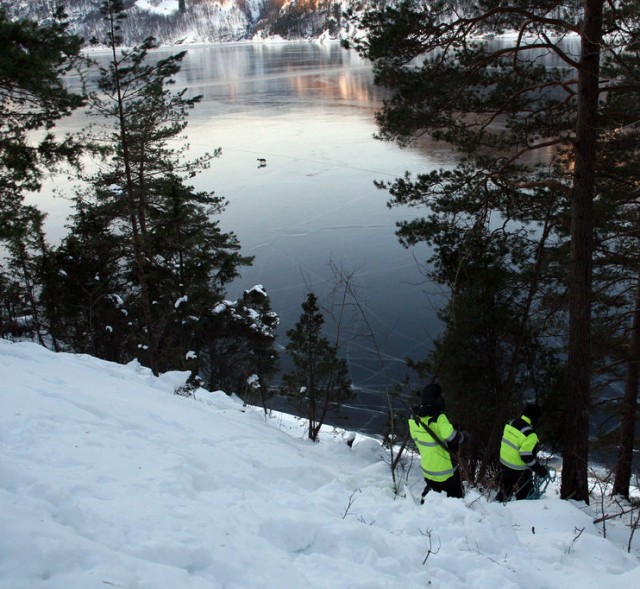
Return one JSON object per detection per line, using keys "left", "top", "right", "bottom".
{"left": 1, "top": 338, "right": 639, "bottom": 588}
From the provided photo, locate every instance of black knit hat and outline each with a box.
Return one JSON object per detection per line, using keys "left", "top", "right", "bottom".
{"left": 421, "top": 383, "right": 442, "bottom": 406}
{"left": 522, "top": 403, "right": 541, "bottom": 425}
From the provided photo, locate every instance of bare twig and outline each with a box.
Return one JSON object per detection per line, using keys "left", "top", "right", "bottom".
{"left": 419, "top": 528, "right": 441, "bottom": 565}
{"left": 593, "top": 505, "right": 639, "bottom": 524}
{"left": 627, "top": 508, "right": 640, "bottom": 553}
{"left": 464, "top": 540, "right": 516, "bottom": 572}
{"left": 565, "top": 527, "right": 585, "bottom": 554}
{"left": 341, "top": 488, "right": 361, "bottom": 519}
{"left": 590, "top": 467, "right": 614, "bottom": 538}
{"left": 327, "top": 261, "right": 408, "bottom": 496}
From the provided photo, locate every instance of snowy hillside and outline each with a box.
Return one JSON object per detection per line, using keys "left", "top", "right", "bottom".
{"left": 0, "top": 0, "right": 352, "bottom": 45}
{"left": 1, "top": 338, "right": 640, "bottom": 588}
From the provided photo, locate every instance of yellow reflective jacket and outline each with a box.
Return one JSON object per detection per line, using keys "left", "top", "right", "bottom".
{"left": 499, "top": 415, "right": 540, "bottom": 471}
{"left": 408, "top": 413, "right": 459, "bottom": 482}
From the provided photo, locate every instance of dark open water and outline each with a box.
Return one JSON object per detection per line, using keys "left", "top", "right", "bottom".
{"left": 44, "top": 41, "right": 453, "bottom": 395}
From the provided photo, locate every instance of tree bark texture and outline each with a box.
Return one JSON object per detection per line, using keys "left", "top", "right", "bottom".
{"left": 612, "top": 272, "right": 640, "bottom": 498}
{"left": 560, "top": 0, "right": 604, "bottom": 503}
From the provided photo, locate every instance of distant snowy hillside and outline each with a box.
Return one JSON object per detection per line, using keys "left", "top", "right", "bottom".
{"left": 1, "top": 338, "right": 640, "bottom": 588}
{"left": 1, "top": 0, "right": 353, "bottom": 45}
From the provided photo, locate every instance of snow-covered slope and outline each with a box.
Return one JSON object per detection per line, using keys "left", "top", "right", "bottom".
{"left": 1, "top": 338, "right": 640, "bottom": 588}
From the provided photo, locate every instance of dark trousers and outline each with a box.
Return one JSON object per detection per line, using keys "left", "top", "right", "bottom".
{"left": 421, "top": 469, "right": 464, "bottom": 502}
{"left": 496, "top": 467, "right": 533, "bottom": 501}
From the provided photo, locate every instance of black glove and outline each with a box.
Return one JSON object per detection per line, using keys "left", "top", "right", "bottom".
{"left": 533, "top": 463, "right": 548, "bottom": 478}
{"left": 454, "top": 425, "right": 467, "bottom": 444}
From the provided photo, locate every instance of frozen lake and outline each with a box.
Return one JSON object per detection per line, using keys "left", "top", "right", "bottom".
{"left": 40, "top": 41, "right": 459, "bottom": 395}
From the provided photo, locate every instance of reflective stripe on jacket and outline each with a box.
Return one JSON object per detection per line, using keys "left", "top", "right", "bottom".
{"left": 408, "top": 413, "right": 458, "bottom": 482}
{"left": 499, "top": 415, "right": 539, "bottom": 471}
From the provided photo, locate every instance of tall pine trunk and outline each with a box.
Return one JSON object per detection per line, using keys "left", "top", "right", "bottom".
{"left": 612, "top": 271, "right": 640, "bottom": 499}
{"left": 106, "top": 7, "right": 159, "bottom": 375}
{"left": 561, "top": 0, "right": 604, "bottom": 503}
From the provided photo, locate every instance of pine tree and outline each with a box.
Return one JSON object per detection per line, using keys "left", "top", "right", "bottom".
{"left": 405, "top": 220, "right": 565, "bottom": 482}
{"left": 87, "top": 1, "right": 193, "bottom": 372}
{"left": 72, "top": 0, "right": 252, "bottom": 375}
{"left": 593, "top": 39, "right": 640, "bottom": 498}
{"left": 344, "top": 0, "right": 640, "bottom": 502}
{"left": 39, "top": 197, "right": 130, "bottom": 362}
{"left": 0, "top": 268, "right": 27, "bottom": 340}
{"left": 281, "top": 292, "right": 353, "bottom": 441}
{"left": 1, "top": 205, "right": 51, "bottom": 347}
{"left": 141, "top": 174, "right": 253, "bottom": 374}
{"left": 203, "top": 285, "right": 279, "bottom": 403}
{"left": 0, "top": 6, "right": 85, "bottom": 219}
{"left": 0, "top": 6, "right": 86, "bottom": 335}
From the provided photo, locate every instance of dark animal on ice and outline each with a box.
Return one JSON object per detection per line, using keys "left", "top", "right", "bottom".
{"left": 257, "top": 158, "right": 267, "bottom": 168}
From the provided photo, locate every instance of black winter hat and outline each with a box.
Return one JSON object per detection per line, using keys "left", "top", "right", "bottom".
{"left": 522, "top": 403, "right": 541, "bottom": 425}
{"left": 420, "top": 383, "right": 442, "bottom": 406}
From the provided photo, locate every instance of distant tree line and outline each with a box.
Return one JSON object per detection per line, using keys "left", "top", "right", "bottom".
{"left": 265, "top": 0, "right": 344, "bottom": 39}
{"left": 0, "top": 0, "right": 350, "bottom": 45}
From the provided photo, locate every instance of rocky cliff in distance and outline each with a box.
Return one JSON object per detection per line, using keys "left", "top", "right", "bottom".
{"left": 1, "top": 0, "right": 356, "bottom": 45}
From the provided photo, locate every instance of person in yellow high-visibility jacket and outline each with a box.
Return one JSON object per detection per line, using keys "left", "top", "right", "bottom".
{"left": 497, "top": 403, "right": 548, "bottom": 501}
{"left": 408, "top": 383, "right": 465, "bottom": 501}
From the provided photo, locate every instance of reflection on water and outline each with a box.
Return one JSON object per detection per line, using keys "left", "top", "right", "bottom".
{"left": 176, "top": 42, "right": 385, "bottom": 109}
